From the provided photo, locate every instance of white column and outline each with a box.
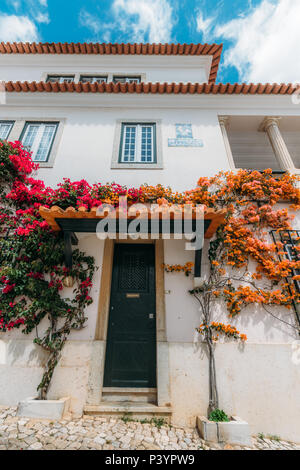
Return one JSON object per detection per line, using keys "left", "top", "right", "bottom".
{"left": 219, "top": 116, "right": 235, "bottom": 169}
{"left": 260, "top": 117, "right": 295, "bottom": 170}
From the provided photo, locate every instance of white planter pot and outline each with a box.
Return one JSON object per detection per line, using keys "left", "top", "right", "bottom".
{"left": 197, "top": 416, "right": 251, "bottom": 447}
{"left": 17, "top": 397, "right": 70, "bottom": 420}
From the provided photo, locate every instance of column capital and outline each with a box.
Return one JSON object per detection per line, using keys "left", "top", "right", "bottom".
{"left": 259, "top": 116, "right": 282, "bottom": 132}
{"left": 218, "top": 115, "right": 230, "bottom": 128}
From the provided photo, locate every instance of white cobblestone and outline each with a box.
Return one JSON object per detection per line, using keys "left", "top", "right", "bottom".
{"left": 0, "top": 407, "right": 299, "bottom": 451}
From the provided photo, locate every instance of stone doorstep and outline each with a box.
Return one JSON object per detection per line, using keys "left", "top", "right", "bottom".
{"left": 84, "top": 402, "right": 172, "bottom": 422}
{"left": 102, "top": 387, "right": 157, "bottom": 404}
{"left": 197, "top": 416, "right": 252, "bottom": 447}
{"left": 17, "top": 397, "right": 70, "bottom": 421}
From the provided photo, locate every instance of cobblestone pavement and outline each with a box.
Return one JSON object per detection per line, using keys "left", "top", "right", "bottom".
{"left": 0, "top": 407, "right": 299, "bottom": 451}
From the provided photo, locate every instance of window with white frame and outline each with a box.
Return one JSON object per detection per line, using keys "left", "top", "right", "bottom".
{"left": 46, "top": 75, "right": 75, "bottom": 84}
{"left": 0, "top": 121, "right": 14, "bottom": 140}
{"left": 80, "top": 76, "right": 108, "bottom": 84}
{"left": 21, "top": 122, "right": 59, "bottom": 162}
{"left": 119, "top": 123, "right": 156, "bottom": 164}
{"left": 113, "top": 76, "right": 141, "bottom": 84}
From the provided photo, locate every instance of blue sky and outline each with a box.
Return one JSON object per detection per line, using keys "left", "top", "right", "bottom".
{"left": 0, "top": 0, "right": 299, "bottom": 84}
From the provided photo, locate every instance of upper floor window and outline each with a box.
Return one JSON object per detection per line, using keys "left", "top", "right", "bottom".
{"left": 119, "top": 123, "right": 156, "bottom": 164}
{"left": 0, "top": 121, "right": 14, "bottom": 140}
{"left": 21, "top": 122, "right": 59, "bottom": 162}
{"left": 46, "top": 75, "right": 75, "bottom": 84}
{"left": 80, "top": 76, "right": 108, "bottom": 84}
{"left": 113, "top": 76, "right": 141, "bottom": 84}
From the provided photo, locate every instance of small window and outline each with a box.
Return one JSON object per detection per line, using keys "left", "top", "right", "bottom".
{"left": 0, "top": 121, "right": 14, "bottom": 140}
{"left": 21, "top": 122, "right": 59, "bottom": 162}
{"left": 119, "top": 123, "right": 156, "bottom": 164}
{"left": 80, "top": 76, "right": 108, "bottom": 84}
{"left": 113, "top": 76, "right": 141, "bottom": 84}
{"left": 46, "top": 75, "right": 75, "bottom": 84}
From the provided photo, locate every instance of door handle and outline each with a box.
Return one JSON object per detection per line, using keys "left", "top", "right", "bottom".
{"left": 149, "top": 314, "right": 155, "bottom": 319}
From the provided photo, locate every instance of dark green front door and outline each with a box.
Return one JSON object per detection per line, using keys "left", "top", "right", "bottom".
{"left": 103, "top": 244, "right": 157, "bottom": 388}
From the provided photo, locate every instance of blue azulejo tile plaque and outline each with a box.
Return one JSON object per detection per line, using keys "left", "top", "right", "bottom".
{"left": 168, "top": 123, "right": 204, "bottom": 147}
{"left": 168, "top": 138, "right": 204, "bottom": 147}
{"left": 176, "top": 124, "right": 193, "bottom": 139}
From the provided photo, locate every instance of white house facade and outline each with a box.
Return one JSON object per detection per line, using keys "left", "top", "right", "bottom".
{"left": 0, "top": 42, "right": 299, "bottom": 442}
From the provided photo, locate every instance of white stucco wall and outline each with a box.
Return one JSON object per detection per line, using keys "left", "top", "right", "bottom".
{"left": 2, "top": 105, "right": 230, "bottom": 191}
{"left": 0, "top": 55, "right": 210, "bottom": 84}
{"left": 169, "top": 342, "right": 300, "bottom": 442}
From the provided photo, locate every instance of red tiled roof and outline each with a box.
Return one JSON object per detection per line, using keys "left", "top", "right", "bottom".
{"left": 0, "top": 42, "right": 223, "bottom": 84}
{"left": 4, "top": 81, "right": 297, "bottom": 95}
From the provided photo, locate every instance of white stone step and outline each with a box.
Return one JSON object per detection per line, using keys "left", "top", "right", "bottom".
{"left": 84, "top": 402, "right": 172, "bottom": 421}
{"left": 102, "top": 387, "right": 157, "bottom": 404}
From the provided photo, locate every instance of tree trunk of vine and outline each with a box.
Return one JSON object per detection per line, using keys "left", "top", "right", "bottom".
{"left": 38, "top": 347, "right": 63, "bottom": 400}
{"left": 206, "top": 330, "right": 219, "bottom": 416}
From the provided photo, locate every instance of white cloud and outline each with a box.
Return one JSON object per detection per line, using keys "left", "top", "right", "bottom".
{"left": 1, "top": 0, "right": 51, "bottom": 40}
{"left": 9, "top": 0, "right": 21, "bottom": 10}
{"left": 0, "top": 14, "right": 38, "bottom": 41}
{"left": 79, "top": 10, "right": 101, "bottom": 35}
{"left": 215, "top": 0, "right": 300, "bottom": 83}
{"left": 35, "top": 12, "right": 50, "bottom": 24}
{"left": 80, "top": 0, "right": 174, "bottom": 43}
{"left": 113, "top": 0, "right": 173, "bottom": 42}
{"left": 196, "top": 11, "right": 215, "bottom": 42}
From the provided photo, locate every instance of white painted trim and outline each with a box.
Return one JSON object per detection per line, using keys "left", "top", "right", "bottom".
{"left": 218, "top": 116, "right": 236, "bottom": 170}
{"left": 4, "top": 92, "right": 300, "bottom": 111}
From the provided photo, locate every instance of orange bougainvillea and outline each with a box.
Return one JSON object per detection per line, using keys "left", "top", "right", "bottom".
{"left": 164, "top": 169, "right": 300, "bottom": 334}
{"left": 198, "top": 322, "right": 247, "bottom": 342}
{"left": 163, "top": 262, "right": 194, "bottom": 277}
{"left": 159, "top": 169, "right": 299, "bottom": 413}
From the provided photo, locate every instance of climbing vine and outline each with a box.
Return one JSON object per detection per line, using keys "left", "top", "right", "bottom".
{"left": 181, "top": 171, "right": 299, "bottom": 414}
{"left": 0, "top": 141, "right": 95, "bottom": 399}
{"left": 0, "top": 139, "right": 299, "bottom": 409}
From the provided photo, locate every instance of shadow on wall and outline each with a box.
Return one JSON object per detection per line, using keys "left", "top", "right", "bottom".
{"left": 1, "top": 339, "right": 48, "bottom": 367}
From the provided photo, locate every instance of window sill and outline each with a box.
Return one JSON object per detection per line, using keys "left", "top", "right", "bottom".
{"left": 111, "top": 162, "right": 163, "bottom": 170}
{"left": 34, "top": 161, "right": 55, "bottom": 168}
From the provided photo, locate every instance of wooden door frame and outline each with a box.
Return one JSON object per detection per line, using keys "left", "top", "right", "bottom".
{"left": 87, "top": 237, "right": 171, "bottom": 407}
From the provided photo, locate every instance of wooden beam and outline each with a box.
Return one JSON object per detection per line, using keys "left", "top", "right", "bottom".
{"left": 194, "top": 248, "right": 202, "bottom": 278}
{"left": 64, "top": 231, "right": 73, "bottom": 269}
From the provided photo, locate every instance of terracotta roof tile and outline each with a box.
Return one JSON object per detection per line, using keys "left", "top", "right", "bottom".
{"left": 3, "top": 80, "right": 297, "bottom": 95}
{"left": 0, "top": 41, "right": 223, "bottom": 84}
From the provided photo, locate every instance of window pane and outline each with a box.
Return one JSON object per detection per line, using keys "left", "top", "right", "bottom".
{"left": 127, "top": 78, "right": 141, "bottom": 84}
{"left": 47, "top": 76, "right": 74, "bottom": 83}
{"left": 35, "top": 125, "right": 57, "bottom": 162}
{"left": 80, "top": 76, "right": 107, "bottom": 84}
{"left": 21, "top": 123, "right": 58, "bottom": 162}
{"left": 140, "top": 126, "right": 153, "bottom": 162}
{"left": 113, "top": 76, "right": 141, "bottom": 84}
{"left": 0, "top": 122, "right": 13, "bottom": 140}
{"left": 22, "top": 124, "right": 39, "bottom": 150}
{"left": 120, "top": 123, "right": 155, "bottom": 164}
{"left": 122, "top": 126, "right": 136, "bottom": 162}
